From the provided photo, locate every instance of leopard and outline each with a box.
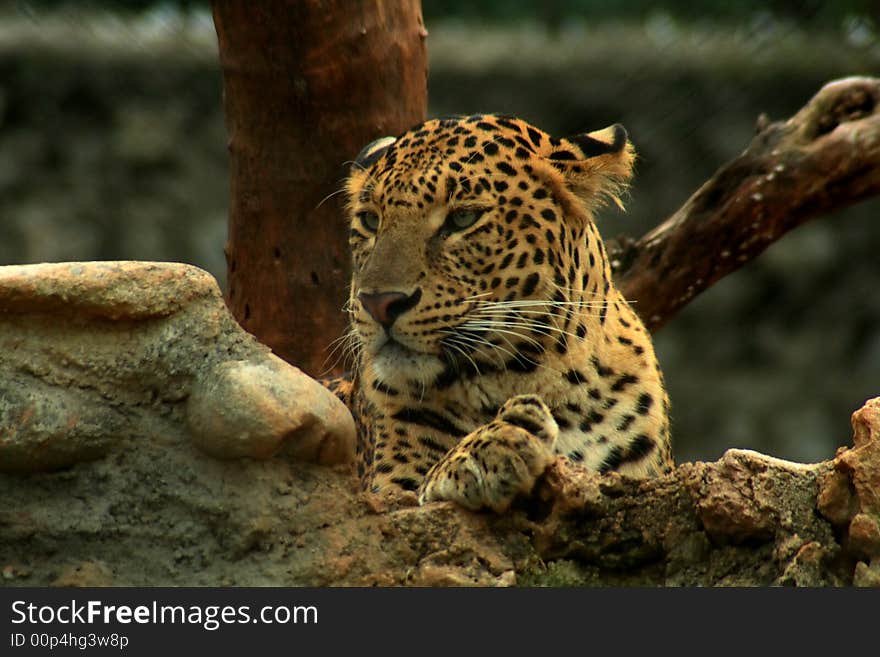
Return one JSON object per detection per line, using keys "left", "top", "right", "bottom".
{"left": 323, "top": 113, "right": 672, "bottom": 513}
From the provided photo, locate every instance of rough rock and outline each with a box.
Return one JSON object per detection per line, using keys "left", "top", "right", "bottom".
{"left": 0, "top": 261, "right": 355, "bottom": 472}
{"left": 0, "top": 261, "right": 878, "bottom": 586}
{"left": 2, "top": 385, "right": 878, "bottom": 585}
{"left": 817, "top": 396, "right": 880, "bottom": 584}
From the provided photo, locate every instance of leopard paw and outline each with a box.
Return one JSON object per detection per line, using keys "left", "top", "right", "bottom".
{"left": 417, "top": 394, "right": 558, "bottom": 512}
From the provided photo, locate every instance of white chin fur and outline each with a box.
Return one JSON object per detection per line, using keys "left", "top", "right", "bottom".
{"left": 369, "top": 341, "right": 444, "bottom": 387}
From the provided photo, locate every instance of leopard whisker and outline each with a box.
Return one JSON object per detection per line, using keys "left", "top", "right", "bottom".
{"left": 480, "top": 326, "right": 568, "bottom": 378}
{"left": 315, "top": 185, "right": 349, "bottom": 212}
{"left": 463, "top": 336, "right": 514, "bottom": 370}
{"left": 461, "top": 291, "right": 494, "bottom": 302}
{"left": 341, "top": 297, "right": 361, "bottom": 315}
{"left": 344, "top": 159, "right": 383, "bottom": 191}
{"left": 455, "top": 316, "right": 575, "bottom": 377}
{"left": 470, "top": 306, "right": 606, "bottom": 332}
{"left": 478, "top": 299, "right": 613, "bottom": 308}
{"left": 491, "top": 311, "right": 587, "bottom": 343}
{"left": 454, "top": 334, "right": 513, "bottom": 374}
{"left": 473, "top": 307, "right": 606, "bottom": 319}
{"left": 440, "top": 329, "right": 513, "bottom": 368}
{"left": 442, "top": 338, "right": 484, "bottom": 377}
{"left": 458, "top": 320, "right": 546, "bottom": 352}
{"left": 548, "top": 280, "right": 637, "bottom": 306}
{"left": 455, "top": 321, "right": 566, "bottom": 377}
{"left": 468, "top": 297, "right": 611, "bottom": 312}
{"left": 319, "top": 327, "right": 361, "bottom": 376}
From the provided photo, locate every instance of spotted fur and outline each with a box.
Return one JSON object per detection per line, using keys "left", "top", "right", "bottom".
{"left": 325, "top": 114, "right": 672, "bottom": 512}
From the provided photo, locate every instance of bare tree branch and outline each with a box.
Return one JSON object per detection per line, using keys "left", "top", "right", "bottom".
{"left": 611, "top": 76, "right": 880, "bottom": 332}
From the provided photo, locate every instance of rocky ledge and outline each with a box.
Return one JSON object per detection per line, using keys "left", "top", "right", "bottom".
{"left": 0, "top": 262, "right": 877, "bottom": 586}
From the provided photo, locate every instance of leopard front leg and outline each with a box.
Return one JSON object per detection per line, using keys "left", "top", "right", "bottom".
{"left": 418, "top": 395, "right": 558, "bottom": 512}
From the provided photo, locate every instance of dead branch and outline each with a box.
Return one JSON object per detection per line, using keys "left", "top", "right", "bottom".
{"left": 611, "top": 76, "right": 880, "bottom": 332}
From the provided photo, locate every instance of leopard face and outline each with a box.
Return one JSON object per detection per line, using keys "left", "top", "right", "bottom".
{"left": 347, "top": 115, "right": 632, "bottom": 389}
{"left": 342, "top": 114, "right": 672, "bottom": 491}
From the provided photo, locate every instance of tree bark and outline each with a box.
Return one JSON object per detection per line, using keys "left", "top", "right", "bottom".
{"left": 611, "top": 76, "right": 880, "bottom": 332}
{"left": 213, "top": 0, "right": 428, "bottom": 375}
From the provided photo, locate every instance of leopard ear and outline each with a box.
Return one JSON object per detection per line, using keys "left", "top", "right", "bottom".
{"left": 353, "top": 136, "right": 396, "bottom": 171}
{"left": 545, "top": 124, "right": 635, "bottom": 210}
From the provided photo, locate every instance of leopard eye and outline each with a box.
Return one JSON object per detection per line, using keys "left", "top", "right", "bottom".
{"left": 357, "top": 211, "right": 380, "bottom": 233}
{"left": 444, "top": 208, "right": 484, "bottom": 232}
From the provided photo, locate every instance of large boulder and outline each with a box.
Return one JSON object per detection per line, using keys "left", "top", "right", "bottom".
{"left": 0, "top": 261, "right": 355, "bottom": 473}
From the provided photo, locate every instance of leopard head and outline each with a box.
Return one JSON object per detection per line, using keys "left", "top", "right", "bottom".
{"left": 345, "top": 114, "right": 635, "bottom": 389}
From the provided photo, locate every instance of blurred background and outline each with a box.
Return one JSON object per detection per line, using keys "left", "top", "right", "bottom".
{"left": 1, "top": 0, "right": 878, "bottom": 464}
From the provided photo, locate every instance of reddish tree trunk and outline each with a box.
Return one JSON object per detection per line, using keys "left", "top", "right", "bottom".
{"left": 212, "top": 0, "right": 428, "bottom": 375}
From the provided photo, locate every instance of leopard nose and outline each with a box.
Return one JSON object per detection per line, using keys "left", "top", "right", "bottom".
{"left": 357, "top": 288, "right": 422, "bottom": 329}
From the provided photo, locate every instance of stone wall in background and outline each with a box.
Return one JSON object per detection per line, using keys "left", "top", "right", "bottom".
{"left": 0, "top": 13, "right": 877, "bottom": 464}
